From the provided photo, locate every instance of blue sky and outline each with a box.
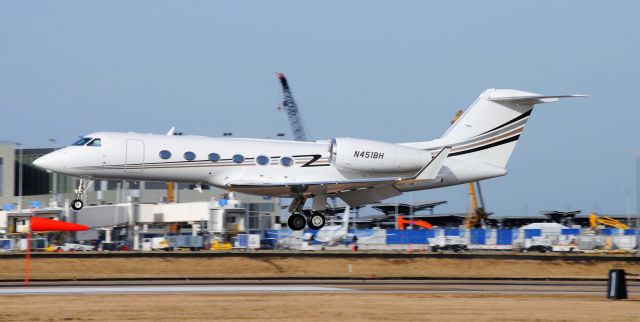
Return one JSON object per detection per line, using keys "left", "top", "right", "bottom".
{"left": 1, "top": 1, "right": 639, "bottom": 216}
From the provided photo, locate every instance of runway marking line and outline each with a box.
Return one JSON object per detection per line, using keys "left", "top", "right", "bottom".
{"left": 0, "top": 285, "right": 352, "bottom": 295}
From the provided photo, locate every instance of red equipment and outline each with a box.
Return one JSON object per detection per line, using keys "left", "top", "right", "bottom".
{"left": 396, "top": 215, "right": 433, "bottom": 230}
{"left": 30, "top": 217, "right": 88, "bottom": 232}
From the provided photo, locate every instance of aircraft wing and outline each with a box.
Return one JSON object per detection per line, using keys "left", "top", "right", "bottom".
{"left": 226, "top": 147, "right": 450, "bottom": 207}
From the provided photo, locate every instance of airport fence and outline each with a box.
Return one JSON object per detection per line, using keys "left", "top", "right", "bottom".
{"left": 264, "top": 228, "right": 640, "bottom": 250}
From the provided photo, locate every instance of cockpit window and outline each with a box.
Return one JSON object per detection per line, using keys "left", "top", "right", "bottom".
{"left": 72, "top": 137, "right": 93, "bottom": 146}
{"left": 87, "top": 138, "right": 101, "bottom": 147}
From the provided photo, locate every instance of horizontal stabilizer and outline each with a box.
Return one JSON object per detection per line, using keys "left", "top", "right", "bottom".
{"left": 488, "top": 94, "right": 587, "bottom": 105}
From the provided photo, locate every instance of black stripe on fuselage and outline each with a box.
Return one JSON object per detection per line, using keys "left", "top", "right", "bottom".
{"left": 104, "top": 154, "right": 327, "bottom": 168}
{"left": 448, "top": 135, "right": 520, "bottom": 157}
{"left": 297, "top": 154, "right": 331, "bottom": 167}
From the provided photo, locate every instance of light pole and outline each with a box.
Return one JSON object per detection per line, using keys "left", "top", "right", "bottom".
{"left": 622, "top": 188, "right": 631, "bottom": 228}
{"left": 49, "top": 138, "right": 58, "bottom": 206}
{"left": 636, "top": 152, "right": 640, "bottom": 229}
{"left": 16, "top": 142, "right": 23, "bottom": 211}
{"left": 636, "top": 152, "right": 640, "bottom": 256}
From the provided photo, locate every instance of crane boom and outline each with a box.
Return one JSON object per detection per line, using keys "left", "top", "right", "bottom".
{"left": 589, "top": 213, "right": 629, "bottom": 233}
{"left": 277, "top": 72, "right": 310, "bottom": 142}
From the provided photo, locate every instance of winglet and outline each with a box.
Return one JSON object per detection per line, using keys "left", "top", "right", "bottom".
{"left": 412, "top": 147, "right": 451, "bottom": 180}
{"left": 166, "top": 127, "right": 176, "bottom": 136}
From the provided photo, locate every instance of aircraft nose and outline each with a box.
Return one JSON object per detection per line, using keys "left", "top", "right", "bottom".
{"left": 33, "top": 151, "right": 63, "bottom": 172}
{"left": 33, "top": 154, "right": 51, "bottom": 170}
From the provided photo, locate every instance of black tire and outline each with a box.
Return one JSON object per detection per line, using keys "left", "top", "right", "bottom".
{"left": 287, "top": 213, "right": 307, "bottom": 231}
{"left": 307, "top": 212, "right": 325, "bottom": 230}
{"left": 71, "top": 199, "right": 84, "bottom": 210}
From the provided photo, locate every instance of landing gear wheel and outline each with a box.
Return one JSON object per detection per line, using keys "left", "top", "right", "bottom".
{"left": 307, "top": 212, "right": 326, "bottom": 230}
{"left": 288, "top": 213, "right": 307, "bottom": 231}
{"left": 71, "top": 178, "right": 93, "bottom": 211}
{"left": 71, "top": 199, "right": 84, "bottom": 210}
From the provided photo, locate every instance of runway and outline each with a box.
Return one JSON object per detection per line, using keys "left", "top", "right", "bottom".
{"left": 2, "top": 280, "right": 638, "bottom": 321}
{"left": 0, "top": 279, "right": 637, "bottom": 295}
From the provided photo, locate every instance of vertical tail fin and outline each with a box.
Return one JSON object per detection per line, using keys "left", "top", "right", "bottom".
{"left": 436, "top": 89, "right": 585, "bottom": 168}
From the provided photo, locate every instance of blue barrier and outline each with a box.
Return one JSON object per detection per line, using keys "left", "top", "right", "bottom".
{"left": 624, "top": 229, "right": 637, "bottom": 236}
{"left": 264, "top": 230, "right": 286, "bottom": 239}
{"left": 237, "top": 234, "right": 248, "bottom": 247}
{"left": 469, "top": 229, "right": 486, "bottom": 244}
{"left": 561, "top": 229, "right": 580, "bottom": 235}
{"left": 496, "top": 229, "right": 513, "bottom": 245}
{"left": 444, "top": 228, "right": 461, "bottom": 237}
{"left": 0, "top": 240, "right": 11, "bottom": 250}
{"left": 524, "top": 229, "right": 541, "bottom": 239}
{"left": 386, "top": 229, "right": 435, "bottom": 244}
{"left": 600, "top": 228, "right": 613, "bottom": 236}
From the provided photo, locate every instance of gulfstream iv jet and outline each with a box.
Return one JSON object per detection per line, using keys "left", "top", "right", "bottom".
{"left": 33, "top": 89, "right": 584, "bottom": 230}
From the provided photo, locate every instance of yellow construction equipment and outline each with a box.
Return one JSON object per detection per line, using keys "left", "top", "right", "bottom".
{"left": 167, "top": 182, "right": 175, "bottom": 203}
{"left": 466, "top": 181, "right": 490, "bottom": 229}
{"left": 589, "top": 213, "right": 628, "bottom": 233}
{"left": 450, "top": 110, "right": 463, "bottom": 124}
{"left": 450, "top": 110, "right": 490, "bottom": 229}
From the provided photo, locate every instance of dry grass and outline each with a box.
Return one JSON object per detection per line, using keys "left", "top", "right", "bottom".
{"left": 0, "top": 293, "right": 637, "bottom": 321}
{"left": 0, "top": 256, "right": 637, "bottom": 280}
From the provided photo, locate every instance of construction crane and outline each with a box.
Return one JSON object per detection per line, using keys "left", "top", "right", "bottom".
{"left": 276, "top": 72, "right": 310, "bottom": 142}
{"left": 449, "top": 110, "right": 490, "bottom": 229}
{"left": 466, "top": 182, "right": 490, "bottom": 229}
{"left": 589, "top": 212, "right": 629, "bottom": 233}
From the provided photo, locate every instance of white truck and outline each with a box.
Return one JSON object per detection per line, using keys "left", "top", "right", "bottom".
{"left": 143, "top": 236, "right": 204, "bottom": 251}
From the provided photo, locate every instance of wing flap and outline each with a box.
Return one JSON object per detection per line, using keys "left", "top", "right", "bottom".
{"left": 338, "top": 185, "right": 402, "bottom": 208}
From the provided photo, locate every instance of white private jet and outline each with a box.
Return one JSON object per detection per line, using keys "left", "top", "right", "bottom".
{"left": 33, "top": 88, "right": 584, "bottom": 230}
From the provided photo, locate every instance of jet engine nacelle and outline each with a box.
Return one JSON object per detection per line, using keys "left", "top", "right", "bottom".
{"left": 329, "top": 138, "right": 429, "bottom": 173}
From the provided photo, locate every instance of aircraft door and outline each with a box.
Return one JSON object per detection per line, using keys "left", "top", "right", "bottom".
{"left": 125, "top": 139, "right": 144, "bottom": 173}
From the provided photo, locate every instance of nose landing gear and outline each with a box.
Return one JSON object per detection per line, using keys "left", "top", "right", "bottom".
{"left": 71, "top": 178, "right": 94, "bottom": 210}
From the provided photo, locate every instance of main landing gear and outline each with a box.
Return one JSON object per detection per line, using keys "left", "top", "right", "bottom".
{"left": 71, "top": 178, "right": 94, "bottom": 210}
{"left": 287, "top": 212, "right": 326, "bottom": 231}
{"left": 287, "top": 195, "right": 327, "bottom": 231}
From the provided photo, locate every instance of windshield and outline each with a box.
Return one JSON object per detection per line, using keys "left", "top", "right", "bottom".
{"left": 87, "top": 138, "right": 101, "bottom": 147}
{"left": 71, "top": 137, "right": 93, "bottom": 146}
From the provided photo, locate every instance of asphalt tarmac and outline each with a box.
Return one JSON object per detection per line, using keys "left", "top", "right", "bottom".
{"left": 0, "top": 279, "right": 637, "bottom": 296}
